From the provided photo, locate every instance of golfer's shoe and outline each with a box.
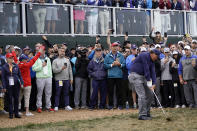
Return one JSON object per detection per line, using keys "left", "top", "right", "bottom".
{"left": 138, "top": 115, "right": 152, "bottom": 120}
{"left": 181, "top": 105, "right": 186, "bottom": 108}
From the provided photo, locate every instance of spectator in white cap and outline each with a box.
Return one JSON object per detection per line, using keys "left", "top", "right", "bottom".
{"left": 169, "top": 50, "right": 186, "bottom": 108}
{"left": 161, "top": 47, "right": 176, "bottom": 108}
{"left": 139, "top": 47, "right": 147, "bottom": 53}
{"left": 191, "top": 40, "right": 197, "bottom": 55}
{"left": 155, "top": 44, "right": 164, "bottom": 59}
{"left": 178, "top": 45, "right": 197, "bottom": 108}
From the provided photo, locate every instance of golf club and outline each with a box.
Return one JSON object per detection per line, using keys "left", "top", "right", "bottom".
{"left": 152, "top": 90, "right": 172, "bottom": 121}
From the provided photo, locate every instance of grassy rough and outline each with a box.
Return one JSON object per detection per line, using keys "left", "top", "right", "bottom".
{"left": 1, "top": 108, "right": 197, "bottom": 131}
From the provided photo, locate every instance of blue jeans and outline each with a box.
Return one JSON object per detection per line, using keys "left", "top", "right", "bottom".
{"left": 55, "top": 80, "right": 70, "bottom": 107}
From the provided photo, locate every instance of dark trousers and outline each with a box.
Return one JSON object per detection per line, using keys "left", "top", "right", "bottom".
{"left": 107, "top": 78, "right": 123, "bottom": 108}
{"left": 55, "top": 80, "right": 70, "bottom": 107}
{"left": 173, "top": 81, "right": 186, "bottom": 105}
{"left": 122, "top": 79, "right": 132, "bottom": 107}
{"left": 162, "top": 80, "right": 175, "bottom": 107}
{"left": 29, "top": 77, "right": 37, "bottom": 111}
{"left": 8, "top": 85, "right": 20, "bottom": 116}
{"left": 90, "top": 79, "right": 107, "bottom": 109}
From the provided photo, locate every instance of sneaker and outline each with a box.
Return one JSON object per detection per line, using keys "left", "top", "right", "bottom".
{"left": 65, "top": 106, "right": 72, "bottom": 111}
{"left": 48, "top": 108, "right": 55, "bottom": 112}
{"left": 182, "top": 105, "right": 186, "bottom": 108}
{"left": 37, "top": 108, "right": 42, "bottom": 113}
{"left": 54, "top": 107, "right": 58, "bottom": 112}
{"left": 0, "top": 110, "right": 8, "bottom": 115}
{"left": 26, "top": 112, "right": 34, "bottom": 117}
{"left": 81, "top": 106, "right": 87, "bottom": 109}
{"left": 175, "top": 105, "right": 180, "bottom": 108}
{"left": 75, "top": 106, "right": 80, "bottom": 109}
{"left": 133, "top": 103, "right": 137, "bottom": 109}
{"left": 18, "top": 112, "right": 23, "bottom": 115}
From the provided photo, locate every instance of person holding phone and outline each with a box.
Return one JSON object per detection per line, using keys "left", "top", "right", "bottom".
{"left": 52, "top": 47, "right": 73, "bottom": 111}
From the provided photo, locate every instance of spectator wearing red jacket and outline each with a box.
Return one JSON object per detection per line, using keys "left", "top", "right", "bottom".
{"left": 18, "top": 48, "right": 44, "bottom": 117}
{"left": 159, "top": 0, "right": 171, "bottom": 9}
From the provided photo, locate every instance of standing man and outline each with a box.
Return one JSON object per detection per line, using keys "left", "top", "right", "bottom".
{"left": 32, "top": 46, "right": 54, "bottom": 113}
{"left": 128, "top": 49, "right": 160, "bottom": 120}
{"left": 52, "top": 48, "right": 73, "bottom": 111}
{"left": 104, "top": 42, "right": 126, "bottom": 110}
{"left": 178, "top": 45, "right": 197, "bottom": 108}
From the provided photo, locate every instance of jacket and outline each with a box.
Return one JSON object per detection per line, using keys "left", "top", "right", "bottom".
{"left": 161, "top": 56, "right": 174, "bottom": 80}
{"left": 32, "top": 55, "right": 53, "bottom": 79}
{"left": 130, "top": 52, "right": 156, "bottom": 85}
{"left": 1, "top": 63, "right": 24, "bottom": 89}
{"left": 18, "top": 52, "right": 41, "bottom": 87}
{"left": 104, "top": 52, "right": 125, "bottom": 78}
{"left": 75, "top": 57, "right": 89, "bottom": 78}
{"left": 52, "top": 57, "right": 73, "bottom": 81}
{"left": 171, "top": 1, "right": 182, "bottom": 10}
{"left": 87, "top": 56, "right": 107, "bottom": 80}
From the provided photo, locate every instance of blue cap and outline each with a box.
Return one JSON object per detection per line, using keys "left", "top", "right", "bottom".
{"left": 131, "top": 44, "right": 137, "bottom": 49}
{"left": 19, "top": 54, "right": 29, "bottom": 61}
{"left": 152, "top": 49, "right": 161, "bottom": 56}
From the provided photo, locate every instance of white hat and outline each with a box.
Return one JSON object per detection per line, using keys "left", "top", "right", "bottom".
{"left": 140, "top": 47, "right": 147, "bottom": 52}
{"left": 192, "top": 40, "right": 197, "bottom": 44}
{"left": 14, "top": 46, "right": 21, "bottom": 50}
{"left": 5, "top": 45, "right": 11, "bottom": 50}
{"left": 164, "top": 47, "right": 170, "bottom": 53}
{"left": 184, "top": 45, "right": 191, "bottom": 50}
{"left": 178, "top": 41, "right": 184, "bottom": 45}
{"left": 155, "top": 44, "right": 161, "bottom": 48}
{"left": 172, "top": 51, "right": 178, "bottom": 55}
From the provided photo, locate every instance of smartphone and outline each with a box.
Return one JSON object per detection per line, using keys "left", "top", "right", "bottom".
{"left": 164, "top": 32, "right": 167, "bottom": 37}
{"left": 64, "top": 63, "right": 67, "bottom": 67}
{"left": 111, "top": 29, "right": 114, "bottom": 33}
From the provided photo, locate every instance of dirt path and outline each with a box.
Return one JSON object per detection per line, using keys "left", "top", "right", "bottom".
{"left": 0, "top": 109, "right": 138, "bottom": 128}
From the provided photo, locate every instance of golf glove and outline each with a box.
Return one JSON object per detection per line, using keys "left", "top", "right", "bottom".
{"left": 147, "top": 80, "right": 152, "bottom": 88}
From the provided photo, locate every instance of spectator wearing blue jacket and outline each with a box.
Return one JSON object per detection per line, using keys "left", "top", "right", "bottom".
{"left": 128, "top": 49, "right": 160, "bottom": 120}
{"left": 87, "top": 48, "right": 107, "bottom": 109}
{"left": 126, "top": 44, "right": 138, "bottom": 108}
{"left": 104, "top": 42, "right": 126, "bottom": 109}
{"left": 98, "top": 0, "right": 112, "bottom": 35}
{"left": 1, "top": 53, "right": 24, "bottom": 119}
{"left": 178, "top": 45, "right": 197, "bottom": 108}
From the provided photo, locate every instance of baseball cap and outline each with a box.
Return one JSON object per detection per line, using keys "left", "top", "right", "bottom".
{"left": 5, "top": 45, "right": 11, "bottom": 50}
{"left": 155, "top": 44, "right": 161, "bottom": 48}
{"left": 172, "top": 51, "right": 178, "bottom": 55}
{"left": 19, "top": 54, "right": 29, "bottom": 61}
{"left": 152, "top": 49, "right": 161, "bottom": 56}
{"left": 6, "top": 53, "right": 14, "bottom": 58}
{"left": 178, "top": 41, "right": 184, "bottom": 45}
{"left": 111, "top": 41, "right": 120, "bottom": 47}
{"left": 192, "top": 40, "right": 197, "bottom": 44}
{"left": 23, "top": 46, "right": 31, "bottom": 51}
{"left": 184, "top": 45, "right": 191, "bottom": 50}
{"left": 155, "top": 31, "right": 161, "bottom": 34}
{"left": 131, "top": 44, "right": 137, "bottom": 49}
{"left": 140, "top": 47, "right": 147, "bottom": 52}
{"left": 164, "top": 48, "right": 170, "bottom": 53}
